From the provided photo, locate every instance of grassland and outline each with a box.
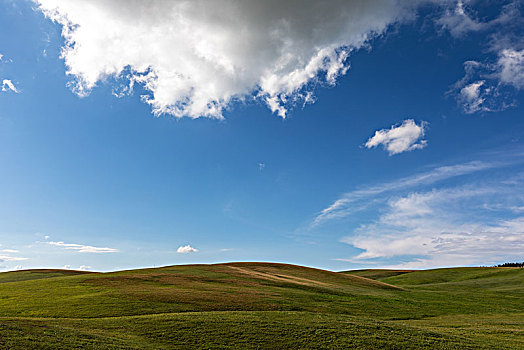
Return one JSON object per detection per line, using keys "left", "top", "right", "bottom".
{"left": 0, "top": 263, "right": 521, "bottom": 349}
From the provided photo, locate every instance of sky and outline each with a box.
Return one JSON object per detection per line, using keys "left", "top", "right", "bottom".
{"left": 0, "top": 0, "right": 523, "bottom": 272}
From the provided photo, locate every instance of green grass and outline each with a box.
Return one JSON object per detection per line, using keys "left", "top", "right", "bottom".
{"left": 0, "top": 269, "right": 93, "bottom": 284}
{"left": 343, "top": 269, "right": 414, "bottom": 280}
{"left": 0, "top": 263, "right": 521, "bottom": 349}
{"left": 1, "top": 312, "right": 520, "bottom": 349}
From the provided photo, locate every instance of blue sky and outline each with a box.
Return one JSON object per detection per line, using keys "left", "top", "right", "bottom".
{"left": 0, "top": 0, "right": 523, "bottom": 271}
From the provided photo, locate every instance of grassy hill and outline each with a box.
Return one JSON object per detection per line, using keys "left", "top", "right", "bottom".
{"left": 0, "top": 263, "right": 521, "bottom": 349}
{"left": 0, "top": 269, "right": 94, "bottom": 284}
{"left": 343, "top": 269, "right": 415, "bottom": 280}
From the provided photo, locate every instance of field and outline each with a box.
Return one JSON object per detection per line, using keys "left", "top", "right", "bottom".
{"left": 0, "top": 263, "right": 521, "bottom": 349}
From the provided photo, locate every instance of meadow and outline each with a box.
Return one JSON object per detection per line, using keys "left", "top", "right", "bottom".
{"left": 0, "top": 263, "right": 521, "bottom": 349}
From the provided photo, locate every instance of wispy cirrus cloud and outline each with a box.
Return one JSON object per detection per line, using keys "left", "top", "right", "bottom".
{"left": 457, "top": 79, "right": 490, "bottom": 114}
{"left": 340, "top": 183, "right": 524, "bottom": 269}
{"left": 441, "top": 1, "right": 524, "bottom": 113}
{"left": 498, "top": 48, "right": 524, "bottom": 89}
{"left": 0, "top": 245, "right": 27, "bottom": 262}
{"left": 435, "top": 0, "right": 517, "bottom": 38}
{"left": 452, "top": 51, "right": 523, "bottom": 114}
{"left": 1, "top": 249, "right": 19, "bottom": 253}
{"left": 313, "top": 160, "right": 496, "bottom": 226}
{"left": 436, "top": 0, "right": 481, "bottom": 37}
{"left": 43, "top": 241, "right": 119, "bottom": 253}
{"left": 0, "top": 255, "right": 27, "bottom": 262}
{"left": 321, "top": 149, "right": 524, "bottom": 268}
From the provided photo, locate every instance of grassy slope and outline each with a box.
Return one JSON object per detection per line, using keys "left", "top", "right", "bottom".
{"left": 0, "top": 263, "right": 521, "bottom": 349}
{"left": 0, "top": 263, "right": 406, "bottom": 318}
{"left": 344, "top": 269, "right": 414, "bottom": 280}
{"left": 3, "top": 312, "right": 520, "bottom": 350}
{"left": 0, "top": 269, "right": 94, "bottom": 284}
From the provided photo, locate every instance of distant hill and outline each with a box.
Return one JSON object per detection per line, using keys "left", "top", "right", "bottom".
{"left": 0, "top": 263, "right": 521, "bottom": 349}
{"left": 0, "top": 268, "right": 94, "bottom": 284}
{"left": 342, "top": 269, "right": 414, "bottom": 280}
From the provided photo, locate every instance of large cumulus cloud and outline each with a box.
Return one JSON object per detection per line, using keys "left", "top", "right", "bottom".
{"left": 36, "top": 0, "right": 419, "bottom": 118}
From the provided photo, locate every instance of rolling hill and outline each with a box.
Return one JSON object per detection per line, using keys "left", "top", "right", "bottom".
{"left": 0, "top": 263, "right": 521, "bottom": 349}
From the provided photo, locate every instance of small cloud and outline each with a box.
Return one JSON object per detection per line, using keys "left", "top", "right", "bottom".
{"left": 13, "top": 265, "right": 22, "bottom": 270}
{"left": 78, "top": 265, "right": 92, "bottom": 270}
{"left": 0, "top": 53, "right": 12, "bottom": 63}
{"left": 43, "top": 241, "right": 119, "bottom": 253}
{"left": 436, "top": 0, "right": 485, "bottom": 37}
{"left": 442, "top": 1, "right": 523, "bottom": 114}
{"left": 331, "top": 258, "right": 355, "bottom": 262}
{"left": 364, "top": 119, "right": 428, "bottom": 155}
{"left": 176, "top": 245, "right": 198, "bottom": 254}
{"left": 1, "top": 249, "right": 19, "bottom": 253}
{"left": 459, "top": 80, "right": 488, "bottom": 113}
{"left": 437, "top": 1, "right": 520, "bottom": 39}
{"left": 63, "top": 265, "right": 71, "bottom": 269}
{"left": 258, "top": 163, "right": 265, "bottom": 171}
{"left": 451, "top": 53, "right": 522, "bottom": 114}
{"left": 497, "top": 49, "right": 524, "bottom": 89}
{"left": 44, "top": 235, "right": 50, "bottom": 240}
{"left": 1, "top": 79, "right": 19, "bottom": 93}
{"left": 220, "top": 248, "right": 234, "bottom": 252}
{"left": 0, "top": 255, "right": 27, "bottom": 262}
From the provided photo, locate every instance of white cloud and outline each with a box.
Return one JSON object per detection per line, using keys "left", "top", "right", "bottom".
{"left": 62, "top": 265, "right": 71, "bottom": 269}
{"left": 437, "top": 1, "right": 521, "bottom": 38}
{"left": 0, "top": 255, "right": 28, "bottom": 262}
{"left": 442, "top": 1, "right": 524, "bottom": 113}
{"left": 1, "top": 79, "right": 19, "bottom": 93}
{"left": 314, "top": 160, "right": 499, "bottom": 225}
{"left": 364, "top": 119, "right": 428, "bottom": 155}
{"left": 458, "top": 80, "right": 488, "bottom": 114}
{"left": 436, "top": 0, "right": 485, "bottom": 37}
{"left": 0, "top": 245, "right": 27, "bottom": 262}
{"left": 35, "top": 0, "right": 422, "bottom": 119}
{"left": 338, "top": 176, "right": 524, "bottom": 268}
{"left": 176, "top": 245, "right": 198, "bottom": 254}
{"left": 497, "top": 49, "right": 524, "bottom": 89}
{"left": 44, "top": 241, "right": 119, "bottom": 253}
{"left": 78, "top": 265, "right": 92, "bottom": 270}
{"left": 451, "top": 59, "right": 518, "bottom": 114}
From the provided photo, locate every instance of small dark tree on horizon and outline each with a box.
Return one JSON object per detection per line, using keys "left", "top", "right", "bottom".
{"left": 494, "top": 262, "right": 524, "bottom": 268}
